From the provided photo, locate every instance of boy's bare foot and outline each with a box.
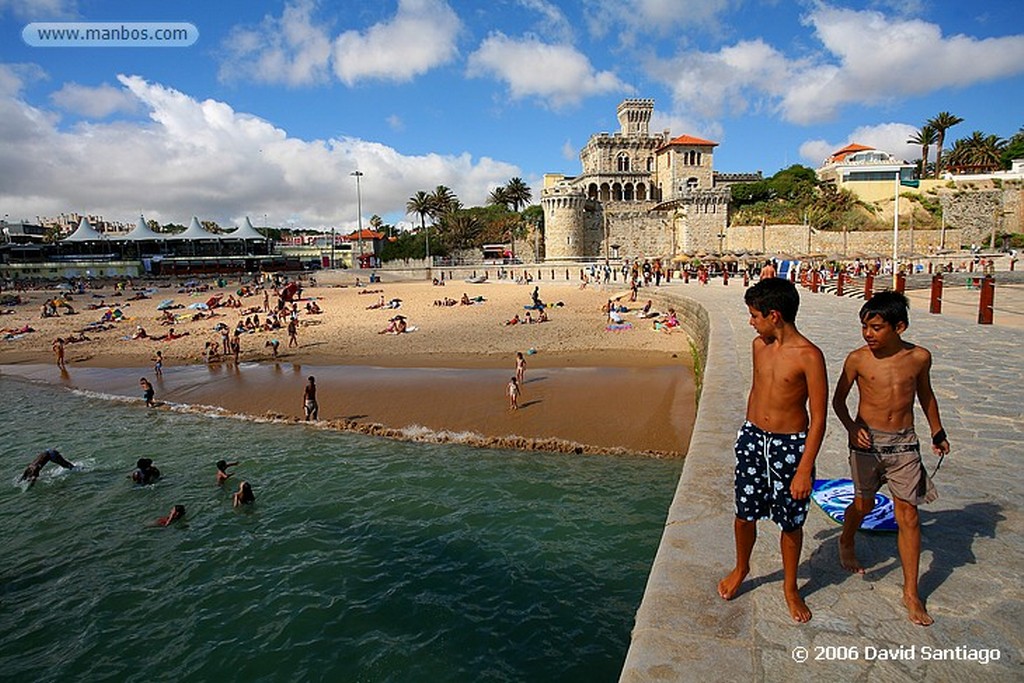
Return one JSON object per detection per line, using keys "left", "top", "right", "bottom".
{"left": 903, "top": 595, "right": 934, "bottom": 626}
{"left": 717, "top": 568, "right": 748, "bottom": 600}
{"left": 785, "top": 589, "right": 812, "bottom": 623}
{"left": 839, "top": 539, "right": 865, "bottom": 574}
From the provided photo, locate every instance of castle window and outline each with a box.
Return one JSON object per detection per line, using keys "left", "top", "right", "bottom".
{"left": 647, "top": 157, "right": 654, "bottom": 172}
{"left": 636, "top": 183, "right": 647, "bottom": 201}
{"left": 612, "top": 183, "right": 623, "bottom": 201}
{"left": 624, "top": 183, "right": 635, "bottom": 201}
{"left": 588, "top": 183, "right": 598, "bottom": 200}
{"left": 600, "top": 183, "right": 611, "bottom": 202}
{"left": 617, "top": 153, "right": 630, "bottom": 172}
{"left": 686, "top": 177, "right": 699, "bottom": 190}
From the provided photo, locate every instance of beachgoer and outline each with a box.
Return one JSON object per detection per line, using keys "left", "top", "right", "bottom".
{"left": 302, "top": 376, "right": 318, "bottom": 421}
{"left": 507, "top": 376, "right": 520, "bottom": 410}
{"left": 832, "top": 291, "right": 949, "bottom": 627}
{"left": 760, "top": 260, "right": 777, "bottom": 280}
{"left": 231, "top": 335, "right": 241, "bottom": 364}
{"left": 140, "top": 377, "right": 155, "bottom": 407}
{"left": 288, "top": 318, "right": 298, "bottom": 347}
{"left": 21, "top": 448, "right": 75, "bottom": 487}
{"left": 52, "top": 337, "right": 66, "bottom": 370}
{"left": 233, "top": 481, "right": 256, "bottom": 507}
{"left": 717, "top": 278, "right": 828, "bottom": 624}
{"left": 131, "top": 458, "right": 161, "bottom": 485}
{"left": 515, "top": 351, "right": 526, "bottom": 386}
{"left": 216, "top": 459, "right": 239, "bottom": 486}
{"left": 153, "top": 350, "right": 163, "bottom": 377}
{"left": 265, "top": 339, "right": 280, "bottom": 358}
{"left": 157, "top": 504, "right": 185, "bottom": 526}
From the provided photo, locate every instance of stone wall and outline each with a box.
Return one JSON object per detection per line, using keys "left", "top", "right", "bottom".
{"left": 939, "top": 186, "right": 1023, "bottom": 246}
{"left": 725, "top": 224, "right": 963, "bottom": 256}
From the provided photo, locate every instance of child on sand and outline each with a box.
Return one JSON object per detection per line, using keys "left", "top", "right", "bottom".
{"left": 718, "top": 278, "right": 828, "bottom": 623}
{"left": 515, "top": 351, "right": 526, "bottom": 386}
{"left": 52, "top": 337, "right": 66, "bottom": 369}
{"left": 507, "top": 376, "right": 520, "bottom": 410}
{"left": 832, "top": 291, "right": 950, "bottom": 627}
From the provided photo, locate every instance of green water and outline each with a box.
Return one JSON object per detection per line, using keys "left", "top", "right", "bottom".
{"left": 0, "top": 375, "right": 682, "bottom": 682}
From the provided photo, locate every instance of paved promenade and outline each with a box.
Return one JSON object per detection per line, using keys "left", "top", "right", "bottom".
{"left": 620, "top": 276, "right": 1023, "bottom": 681}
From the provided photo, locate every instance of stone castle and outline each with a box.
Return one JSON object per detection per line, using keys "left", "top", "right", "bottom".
{"left": 541, "top": 99, "right": 742, "bottom": 261}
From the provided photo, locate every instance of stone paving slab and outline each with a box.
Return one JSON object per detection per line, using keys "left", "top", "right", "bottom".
{"left": 621, "top": 279, "right": 1023, "bottom": 682}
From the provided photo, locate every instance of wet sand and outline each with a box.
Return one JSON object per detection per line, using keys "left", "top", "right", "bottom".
{"left": 0, "top": 276, "right": 697, "bottom": 456}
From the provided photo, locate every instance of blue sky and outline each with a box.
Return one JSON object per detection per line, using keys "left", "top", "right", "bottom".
{"left": 1, "top": 0, "right": 1022, "bottom": 233}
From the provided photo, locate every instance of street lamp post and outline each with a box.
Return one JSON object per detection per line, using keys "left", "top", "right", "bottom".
{"left": 717, "top": 232, "right": 726, "bottom": 255}
{"left": 351, "top": 170, "right": 364, "bottom": 268}
{"left": 331, "top": 227, "right": 336, "bottom": 269}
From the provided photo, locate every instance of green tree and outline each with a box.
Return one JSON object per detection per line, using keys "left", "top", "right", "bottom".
{"left": 504, "top": 177, "right": 532, "bottom": 212}
{"left": 947, "top": 131, "right": 1005, "bottom": 172}
{"left": 907, "top": 124, "right": 937, "bottom": 178}
{"left": 488, "top": 186, "right": 511, "bottom": 209}
{"left": 1000, "top": 126, "right": 1024, "bottom": 169}
{"left": 406, "top": 190, "right": 434, "bottom": 261}
{"left": 928, "top": 111, "right": 965, "bottom": 178}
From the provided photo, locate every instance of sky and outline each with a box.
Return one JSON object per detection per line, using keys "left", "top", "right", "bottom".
{"left": 1, "top": 0, "right": 1023, "bottom": 233}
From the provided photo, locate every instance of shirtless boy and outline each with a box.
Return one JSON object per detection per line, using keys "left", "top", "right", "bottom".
{"left": 718, "top": 278, "right": 828, "bottom": 623}
{"left": 507, "top": 376, "right": 520, "bottom": 410}
{"left": 832, "top": 290, "right": 949, "bottom": 626}
{"left": 21, "top": 448, "right": 75, "bottom": 487}
{"left": 303, "top": 376, "right": 319, "bottom": 421}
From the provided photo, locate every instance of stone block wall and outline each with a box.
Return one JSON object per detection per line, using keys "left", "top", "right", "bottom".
{"left": 725, "top": 224, "right": 963, "bottom": 256}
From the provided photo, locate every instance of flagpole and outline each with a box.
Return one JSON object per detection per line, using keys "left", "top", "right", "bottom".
{"left": 893, "top": 173, "right": 900, "bottom": 288}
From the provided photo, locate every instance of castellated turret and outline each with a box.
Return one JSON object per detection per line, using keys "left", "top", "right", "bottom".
{"left": 617, "top": 99, "right": 654, "bottom": 136}
{"left": 541, "top": 183, "right": 588, "bottom": 260}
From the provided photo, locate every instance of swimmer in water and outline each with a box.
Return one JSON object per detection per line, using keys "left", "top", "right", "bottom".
{"left": 216, "top": 459, "right": 239, "bottom": 486}
{"left": 20, "top": 449, "right": 75, "bottom": 487}
{"left": 157, "top": 504, "right": 185, "bottom": 526}
{"left": 233, "top": 481, "right": 255, "bottom": 507}
{"left": 130, "top": 458, "right": 161, "bottom": 485}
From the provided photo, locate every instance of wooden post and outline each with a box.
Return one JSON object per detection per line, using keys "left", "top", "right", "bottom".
{"left": 895, "top": 272, "right": 906, "bottom": 293}
{"left": 929, "top": 274, "right": 943, "bottom": 314}
{"left": 743, "top": 272, "right": 749, "bottom": 287}
{"left": 722, "top": 270, "right": 729, "bottom": 286}
{"left": 978, "top": 275, "right": 994, "bottom": 325}
{"left": 864, "top": 273, "right": 874, "bottom": 300}
{"left": 836, "top": 272, "right": 844, "bottom": 297}
{"left": 684, "top": 270, "right": 690, "bottom": 284}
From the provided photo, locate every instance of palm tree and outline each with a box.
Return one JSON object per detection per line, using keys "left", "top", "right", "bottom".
{"left": 927, "top": 112, "right": 964, "bottom": 178}
{"left": 406, "top": 190, "right": 433, "bottom": 263}
{"left": 444, "top": 212, "right": 482, "bottom": 251}
{"left": 430, "top": 185, "right": 457, "bottom": 218}
{"left": 488, "top": 186, "right": 512, "bottom": 209}
{"left": 906, "top": 124, "right": 937, "bottom": 178}
{"left": 504, "top": 177, "right": 532, "bottom": 212}
{"left": 946, "top": 132, "right": 1005, "bottom": 173}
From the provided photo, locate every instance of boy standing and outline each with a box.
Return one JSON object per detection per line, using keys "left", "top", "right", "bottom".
{"left": 507, "top": 377, "right": 520, "bottom": 411}
{"left": 832, "top": 291, "right": 949, "bottom": 626}
{"left": 718, "top": 278, "right": 828, "bottom": 623}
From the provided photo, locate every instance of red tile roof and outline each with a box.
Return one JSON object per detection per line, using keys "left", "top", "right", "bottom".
{"left": 663, "top": 134, "right": 718, "bottom": 148}
{"left": 344, "top": 228, "right": 384, "bottom": 240}
{"left": 828, "top": 143, "right": 874, "bottom": 162}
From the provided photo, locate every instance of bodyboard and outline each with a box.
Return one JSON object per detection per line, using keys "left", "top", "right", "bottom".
{"left": 812, "top": 478, "right": 897, "bottom": 532}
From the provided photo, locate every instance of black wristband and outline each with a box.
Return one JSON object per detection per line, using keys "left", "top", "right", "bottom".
{"left": 932, "top": 429, "right": 947, "bottom": 446}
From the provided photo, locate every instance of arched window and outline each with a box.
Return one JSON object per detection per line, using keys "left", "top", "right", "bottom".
{"left": 636, "top": 183, "right": 647, "bottom": 201}
{"left": 617, "top": 153, "right": 630, "bottom": 172}
{"left": 686, "top": 177, "right": 699, "bottom": 190}
{"left": 646, "top": 157, "right": 654, "bottom": 172}
{"left": 600, "top": 183, "right": 611, "bottom": 202}
{"left": 588, "top": 184, "right": 599, "bottom": 200}
{"left": 612, "top": 183, "right": 623, "bottom": 201}
{"left": 624, "top": 183, "right": 635, "bottom": 201}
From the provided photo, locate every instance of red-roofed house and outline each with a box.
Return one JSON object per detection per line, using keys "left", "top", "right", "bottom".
{"left": 817, "top": 143, "right": 915, "bottom": 187}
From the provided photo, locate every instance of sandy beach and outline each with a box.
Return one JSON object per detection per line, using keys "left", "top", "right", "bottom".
{"left": 0, "top": 273, "right": 697, "bottom": 456}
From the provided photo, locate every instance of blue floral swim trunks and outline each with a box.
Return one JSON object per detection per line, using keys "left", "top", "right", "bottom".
{"left": 733, "top": 420, "right": 810, "bottom": 532}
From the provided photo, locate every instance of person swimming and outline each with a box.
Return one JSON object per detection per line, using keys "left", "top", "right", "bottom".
{"left": 20, "top": 448, "right": 75, "bottom": 487}
{"left": 157, "top": 504, "right": 185, "bottom": 526}
{"left": 233, "top": 481, "right": 255, "bottom": 507}
{"left": 131, "top": 458, "right": 161, "bottom": 485}
{"left": 216, "top": 459, "right": 239, "bottom": 486}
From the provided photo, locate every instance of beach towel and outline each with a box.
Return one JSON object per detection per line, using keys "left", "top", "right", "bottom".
{"left": 157, "top": 299, "right": 176, "bottom": 310}
{"left": 606, "top": 322, "right": 633, "bottom": 331}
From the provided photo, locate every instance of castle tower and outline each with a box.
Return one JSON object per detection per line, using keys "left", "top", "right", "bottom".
{"left": 541, "top": 184, "right": 587, "bottom": 261}
{"left": 617, "top": 99, "right": 654, "bottom": 136}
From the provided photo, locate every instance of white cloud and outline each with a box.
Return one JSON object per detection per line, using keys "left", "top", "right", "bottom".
{"left": 651, "top": 4, "right": 1024, "bottom": 125}
{"left": 516, "top": 0, "right": 574, "bottom": 43}
{"left": 561, "top": 139, "right": 576, "bottom": 161}
{"left": 467, "top": 33, "right": 631, "bottom": 108}
{"left": 0, "top": 75, "right": 518, "bottom": 228}
{"left": 219, "top": 0, "right": 333, "bottom": 86}
{"left": 584, "top": 0, "right": 735, "bottom": 45}
{"left": 799, "top": 122, "right": 920, "bottom": 166}
{"left": 386, "top": 114, "right": 404, "bottom": 131}
{"left": 0, "top": 0, "right": 77, "bottom": 20}
{"left": 49, "top": 82, "right": 140, "bottom": 118}
{"left": 0, "top": 62, "right": 47, "bottom": 97}
{"left": 332, "top": 0, "right": 461, "bottom": 86}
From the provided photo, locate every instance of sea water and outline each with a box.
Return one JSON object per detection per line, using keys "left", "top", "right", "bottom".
{"left": 0, "top": 374, "right": 683, "bottom": 682}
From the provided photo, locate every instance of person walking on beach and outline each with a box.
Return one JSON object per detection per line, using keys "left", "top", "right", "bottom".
{"left": 140, "top": 377, "right": 155, "bottom": 407}
{"left": 288, "top": 317, "right": 298, "bottom": 348}
{"left": 21, "top": 448, "right": 75, "bottom": 487}
{"left": 515, "top": 351, "right": 526, "bottom": 386}
{"left": 302, "top": 376, "right": 318, "bottom": 421}
{"left": 52, "top": 337, "right": 66, "bottom": 370}
{"left": 717, "top": 278, "right": 828, "bottom": 624}
{"left": 832, "top": 291, "right": 949, "bottom": 627}
{"left": 507, "top": 376, "right": 520, "bottom": 411}
{"left": 153, "top": 350, "right": 163, "bottom": 377}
